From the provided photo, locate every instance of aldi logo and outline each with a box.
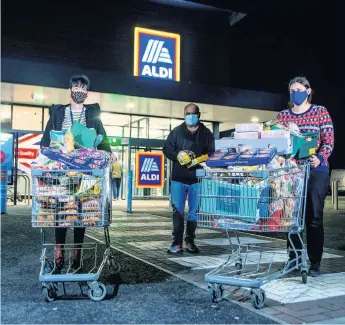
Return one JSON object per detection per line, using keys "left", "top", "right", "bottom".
{"left": 136, "top": 152, "right": 164, "bottom": 188}
{"left": 134, "top": 27, "right": 181, "bottom": 82}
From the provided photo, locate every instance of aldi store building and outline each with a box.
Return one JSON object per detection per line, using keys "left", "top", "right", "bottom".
{"left": 1, "top": 2, "right": 284, "bottom": 200}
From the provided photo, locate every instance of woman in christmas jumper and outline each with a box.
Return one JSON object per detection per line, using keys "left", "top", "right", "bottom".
{"left": 277, "top": 76, "right": 334, "bottom": 277}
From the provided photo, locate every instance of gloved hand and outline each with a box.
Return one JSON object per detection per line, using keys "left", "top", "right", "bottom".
{"left": 177, "top": 150, "right": 196, "bottom": 165}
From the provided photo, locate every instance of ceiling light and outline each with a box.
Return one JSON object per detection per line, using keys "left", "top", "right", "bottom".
{"left": 251, "top": 117, "right": 259, "bottom": 123}
{"left": 126, "top": 102, "right": 135, "bottom": 109}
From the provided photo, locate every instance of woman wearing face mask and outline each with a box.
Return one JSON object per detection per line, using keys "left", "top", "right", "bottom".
{"left": 41, "top": 74, "right": 111, "bottom": 270}
{"left": 276, "top": 76, "right": 334, "bottom": 277}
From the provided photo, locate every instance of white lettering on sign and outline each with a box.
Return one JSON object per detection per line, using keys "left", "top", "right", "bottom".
{"left": 141, "top": 174, "right": 160, "bottom": 181}
{"left": 141, "top": 65, "right": 173, "bottom": 79}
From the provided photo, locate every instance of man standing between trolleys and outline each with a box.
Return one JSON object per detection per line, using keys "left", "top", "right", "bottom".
{"left": 163, "top": 103, "right": 215, "bottom": 254}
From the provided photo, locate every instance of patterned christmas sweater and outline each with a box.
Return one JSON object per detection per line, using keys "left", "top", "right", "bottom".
{"left": 276, "top": 105, "right": 334, "bottom": 172}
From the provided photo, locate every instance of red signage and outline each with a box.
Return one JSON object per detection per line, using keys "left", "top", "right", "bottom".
{"left": 0, "top": 151, "right": 5, "bottom": 164}
{"left": 17, "top": 148, "right": 38, "bottom": 159}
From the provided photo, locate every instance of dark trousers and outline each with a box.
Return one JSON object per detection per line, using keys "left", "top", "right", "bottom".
{"left": 112, "top": 178, "right": 121, "bottom": 199}
{"left": 55, "top": 228, "right": 86, "bottom": 245}
{"left": 288, "top": 170, "right": 329, "bottom": 264}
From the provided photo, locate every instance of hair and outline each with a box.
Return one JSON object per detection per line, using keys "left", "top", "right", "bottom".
{"left": 288, "top": 76, "right": 313, "bottom": 107}
{"left": 184, "top": 103, "right": 200, "bottom": 115}
{"left": 69, "top": 74, "right": 90, "bottom": 91}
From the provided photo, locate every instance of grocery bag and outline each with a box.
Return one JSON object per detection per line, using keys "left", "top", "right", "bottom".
{"left": 70, "top": 122, "right": 97, "bottom": 149}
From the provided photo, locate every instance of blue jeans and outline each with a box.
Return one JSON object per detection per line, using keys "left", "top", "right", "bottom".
{"left": 112, "top": 178, "right": 121, "bottom": 199}
{"left": 170, "top": 181, "right": 200, "bottom": 245}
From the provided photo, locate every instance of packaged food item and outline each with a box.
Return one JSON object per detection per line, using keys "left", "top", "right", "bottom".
{"left": 58, "top": 196, "right": 75, "bottom": 203}
{"left": 64, "top": 131, "right": 75, "bottom": 153}
{"left": 260, "top": 129, "right": 290, "bottom": 139}
{"left": 58, "top": 209, "right": 78, "bottom": 216}
{"left": 222, "top": 153, "right": 238, "bottom": 160}
{"left": 34, "top": 215, "right": 55, "bottom": 227}
{"left": 209, "top": 150, "right": 224, "bottom": 160}
{"left": 255, "top": 154, "right": 270, "bottom": 158}
{"left": 82, "top": 199, "right": 100, "bottom": 211}
{"left": 59, "top": 215, "right": 79, "bottom": 227}
{"left": 83, "top": 214, "right": 101, "bottom": 226}
{"left": 177, "top": 150, "right": 196, "bottom": 165}
{"left": 64, "top": 201, "right": 79, "bottom": 210}
{"left": 235, "top": 123, "right": 263, "bottom": 132}
{"left": 258, "top": 148, "right": 272, "bottom": 154}
{"left": 234, "top": 131, "right": 259, "bottom": 139}
{"left": 188, "top": 154, "right": 209, "bottom": 168}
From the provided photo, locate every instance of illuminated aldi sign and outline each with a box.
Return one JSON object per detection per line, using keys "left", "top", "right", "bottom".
{"left": 136, "top": 152, "right": 164, "bottom": 188}
{"left": 134, "top": 27, "right": 181, "bottom": 82}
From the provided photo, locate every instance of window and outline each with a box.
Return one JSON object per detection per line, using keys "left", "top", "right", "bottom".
{"left": 131, "top": 116, "right": 148, "bottom": 138}
{"left": 148, "top": 117, "right": 171, "bottom": 140}
{"left": 171, "top": 118, "right": 184, "bottom": 130}
{"left": 0, "top": 104, "right": 12, "bottom": 130}
{"left": 43, "top": 108, "right": 50, "bottom": 130}
{"left": 100, "top": 113, "right": 130, "bottom": 137}
{"left": 12, "top": 106, "right": 43, "bottom": 131}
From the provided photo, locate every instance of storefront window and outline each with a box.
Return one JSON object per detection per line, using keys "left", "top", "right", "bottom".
{"left": 131, "top": 116, "right": 148, "bottom": 138}
{"left": 12, "top": 106, "right": 43, "bottom": 131}
{"left": 148, "top": 117, "right": 171, "bottom": 140}
{"left": 171, "top": 118, "right": 184, "bottom": 130}
{"left": 0, "top": 104, "right": 12, "bottom": 130}
{"left": 43, "top": 108, "right": 50, "bottom": 130}
{"left": 101, "top": 113, "right": 130, "bottom": 137}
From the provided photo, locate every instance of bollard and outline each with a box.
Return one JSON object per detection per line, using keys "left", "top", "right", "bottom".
{"left": 168, "top": 195, "right": 173, "bottom": 213}
{"left": 0, "top": 170, "right": 8, "bottom": 214}
{"left": 332, "top": 180, "right": 339, "bottom": 210}
{"left": 127, "top": 170, "right": 133, "bottom": 213}
{"left": 331, "top": 181, "right": 334, "bottom": 204}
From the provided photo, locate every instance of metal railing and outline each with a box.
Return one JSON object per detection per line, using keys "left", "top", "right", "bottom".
{"left": 17, "top": 174, "right": 31, "bottom": 205}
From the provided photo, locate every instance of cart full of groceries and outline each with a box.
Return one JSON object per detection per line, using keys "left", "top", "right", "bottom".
{"left": 30, "top": 123, "right": 119, "bottom": 302}
{"left": 196, "top": 119, "right": 313, "bottom": 309}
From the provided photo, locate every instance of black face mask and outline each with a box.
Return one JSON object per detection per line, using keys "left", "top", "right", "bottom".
{"left": 71, "top": 91, "right": 87, "bottom": 104}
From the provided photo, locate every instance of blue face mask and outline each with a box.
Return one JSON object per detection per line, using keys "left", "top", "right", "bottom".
{"left": 185, "top": 114, "right": 199, "bottom": 126}
{"left": 290, "top": 90, "right": 308, "bottom": 106}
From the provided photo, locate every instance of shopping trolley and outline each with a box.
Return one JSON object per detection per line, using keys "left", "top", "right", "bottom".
{"left": 196, "top": 164, "right": 310, "bottom": 309}
{"left": 31, "top": 166, "right": 120, "bottom": 302}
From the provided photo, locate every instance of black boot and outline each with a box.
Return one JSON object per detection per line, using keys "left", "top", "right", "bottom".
{"left": 185, "top": 221, "right": 199, "bottom": 253}
{"left": 169, "top": 205, "right": 184, "bottom": 253}
{"left": 309, "top": 262, "right": 321, "bottom": 277}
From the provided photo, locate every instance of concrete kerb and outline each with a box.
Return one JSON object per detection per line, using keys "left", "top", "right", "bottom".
{"left": 86, "top": 233, "right": 285, "bottom": 324}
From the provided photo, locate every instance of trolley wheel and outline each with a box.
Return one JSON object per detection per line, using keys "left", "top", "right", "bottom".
{"left": 88, "top": 282, "right": 107, "bottom": 302}
{"left": 209, "top": 284, "right": 224, "bottom": 303}
{"left": 235, "top": 262, "right": 242, "bottom": 275}
{"left": 42, "top": 285, "right": 57, "bottom": 302}
{"left": 108, "top": 258, "right": 121, "bottom": 274}
{"left": 251, "top": 289, "right": 266, "bottom": 309}
{"left": 301, "top": 270, "right": 308, "bottom": 284}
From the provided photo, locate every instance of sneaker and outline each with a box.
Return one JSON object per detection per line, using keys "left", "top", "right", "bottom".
{"left": 309, "top": 263, "right": 321, "bottom": 277}
{"left": 185, "top": 241, "right": 199, "bottom": 254}
{"left": 167, "top": 243, "right": 183, "bottom": 254}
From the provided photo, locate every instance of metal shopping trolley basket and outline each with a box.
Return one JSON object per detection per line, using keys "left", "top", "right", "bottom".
{"left": 31, "top": 166, "right": 120, "bottom": 302}
{"left": 196, "top": 164, "right": 310, "bottom": 309}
